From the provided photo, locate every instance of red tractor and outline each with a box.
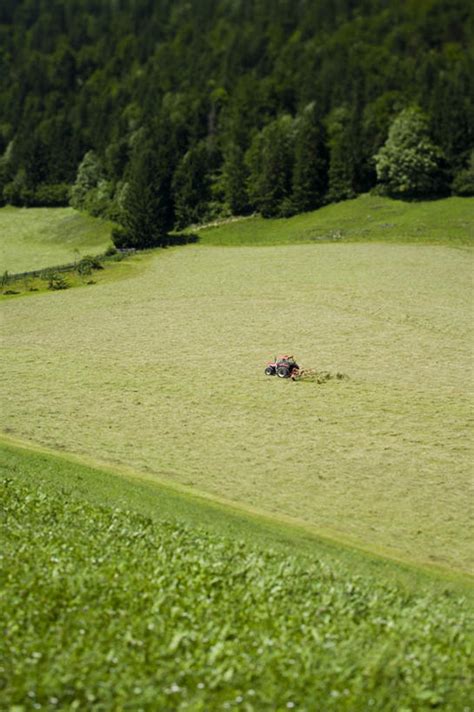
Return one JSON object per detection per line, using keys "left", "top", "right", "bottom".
{"left": 265, "top": 355, "right": 300, "bottom": 379}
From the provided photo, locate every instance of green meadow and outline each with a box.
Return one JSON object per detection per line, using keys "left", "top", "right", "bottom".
{"left": 0, "top": 206, "right": 114, "bottom": 273}
{"left": 196, "top": 195, "right": 473, "bottom": 247}
{"left": 1, "top": 196, "right": 473, "bottom": 575}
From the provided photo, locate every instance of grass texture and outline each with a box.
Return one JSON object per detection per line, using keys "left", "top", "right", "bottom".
{"left": 0, "top": 206, "right": 114, "bottom": 273}
{"left": 1, "top": 466, "right": 472, "bottom": 711}
{"left": 197, "top": 195, "right": 474, "bottom": 247}
{"left": 1, "top": 238, "right": 472, "bottom": 573}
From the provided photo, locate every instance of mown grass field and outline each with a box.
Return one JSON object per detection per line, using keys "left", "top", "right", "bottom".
{"left": 1, "top": 197, "right": 473, "bottom": 574}
{"left": 0, "top": 206, "right": 114, "bottom": 273}
{"left": 1, "top": 445, "right": 472, "bottom": 711}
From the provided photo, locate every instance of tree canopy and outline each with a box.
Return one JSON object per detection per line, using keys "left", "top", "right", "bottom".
{"left": 1, "top": 0, "right": 473, "bottom": 231}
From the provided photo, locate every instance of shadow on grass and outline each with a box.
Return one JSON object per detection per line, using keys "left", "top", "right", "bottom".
{"left": 167, "top": 232, "right": 200, "bottom": 246}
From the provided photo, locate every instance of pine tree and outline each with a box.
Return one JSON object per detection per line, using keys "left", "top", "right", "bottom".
{"left": 172, "top": 142, "right": 211, "bottom": 229}
{"left": 222, "top": 143, "right": 250, "bottom": 215}
{"left": 117, "top": 133, "right": 175, "bottom": 248}
{"left": 374, "top": 107, "right": 448, "bottom": 199}
{"left": 246, "top": 115, "right": 295, "bottom": 218}
{"left": 291, "top": 103, "right": 328, "bottom": 213}
{"left": 326, "top": 106, "right": 356, "bottom": 203}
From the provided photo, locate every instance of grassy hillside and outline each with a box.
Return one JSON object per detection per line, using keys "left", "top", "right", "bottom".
{"left": 0, "top": 206, "right": 114, "bottom": 273}
{"left": 197, "top": 196, "right": 474, "bottom": 247}
{"left": 1, "top": 236, "right": 472, "bottom": 572}
{"left": 1, "top": 445, "right": 472, "bottom": 711}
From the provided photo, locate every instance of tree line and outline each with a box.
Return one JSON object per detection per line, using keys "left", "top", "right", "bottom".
{"left": 1, "top": 0, "right": 473, "bottom": 246}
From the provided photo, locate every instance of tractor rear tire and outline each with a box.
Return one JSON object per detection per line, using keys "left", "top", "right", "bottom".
{"left": 277, "top": 366, "right": 289, "bottom": 378}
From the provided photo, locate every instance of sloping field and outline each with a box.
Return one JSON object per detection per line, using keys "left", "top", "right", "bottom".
{"left": 1, "top": 239, "right": 472, "bottom": 573}
{"left": 1, "top": 463, "right": 472, "bottom": 710}
{"left": 0, "top": 206, "right": 114, "bottom": 273}
{"left": 197, "top": 195, "right": 474, "bottom": 247}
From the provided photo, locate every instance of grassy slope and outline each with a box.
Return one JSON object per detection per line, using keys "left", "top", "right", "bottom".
{"left": 197, "top": 195, "right": 474, "bottom": 247}
{"left": 1, "top": 443, "right": 472, "bottom": 710}
{"left": 2, "top": 439, "right": 470, "bottom": 593}
{"left": 0, "top": 206, "right": 114, "bottom": 273}
{"left": 0, "top": 250, "right": 155, "bottom": 300}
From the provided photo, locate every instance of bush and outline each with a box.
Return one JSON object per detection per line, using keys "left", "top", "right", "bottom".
{"left": 33, "top": 183, "right": 70, "bottom": 206}
{"left": 451, "top": 152, "right": 474, "bottom": 196}
{"left": 76, "top": 255, "right": 104, "bottom": 276}
{"left": 3, "top": 169, "right": 33, "bottom": 206}
{"left": 45, "top": 271, "right": 69, "bottom": 290}
{"left": 111, "top": 226, "right": 130, "bottom": 249}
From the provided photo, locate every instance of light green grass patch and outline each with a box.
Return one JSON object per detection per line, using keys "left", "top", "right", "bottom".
{"left": 1, "top": 241, "right": 472, "bottom": 573}
{"left": 0, "top": 206, "right": 114, "bottom": 273}
{"left": 197, "top": 195, "right": 474, "bottom": 247}
{"left": 0, "top": 250, "right": 154, "bottom": 300}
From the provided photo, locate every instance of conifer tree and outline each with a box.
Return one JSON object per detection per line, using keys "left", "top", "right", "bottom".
{"left": 291, "top": 103, "right": 328, "bottom": 213}
{"left": 117, "top": 131, "right": 175, "bottom": 248}
{"left": 222, "top": 143, "right": 249, "bottom": 215}
{"left": 172, "top": 142, "right": 211, "bottom": 229}
{"left": 326, "top": 106, "right": 356, "bottom": 203}
{"left": 246, "top": 115, "right": 295, "bottom": 218}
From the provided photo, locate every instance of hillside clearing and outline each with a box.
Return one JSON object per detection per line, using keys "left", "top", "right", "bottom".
{"left": 0, "top": 206, "right": 114, "bottom": 273}
{"left": 1, "top": 241, "right": 472, "bottom": 573}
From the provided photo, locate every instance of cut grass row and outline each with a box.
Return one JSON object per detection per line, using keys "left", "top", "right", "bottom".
{"left": 1, "top": 443, "right": 472, "bottom": 711}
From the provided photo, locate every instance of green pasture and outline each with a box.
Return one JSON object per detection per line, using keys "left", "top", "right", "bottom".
{"left": 0, "top": 206, "right": 114, "bottom": 273}
{"left": 197, "top": 195, "right": 474, "bottom": 247}
{"left": 1, "top": 449, "right": 472, "bottom": 710}
{"left": 1, "top": 229, "right": 472, "bottom": 574}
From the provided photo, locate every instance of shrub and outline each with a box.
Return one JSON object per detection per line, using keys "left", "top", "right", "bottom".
{"left": 451, "top": 152, "right": 474, "bottom": 196}
{"left": 33, "top": 183, "right": 70, "bottom": 206}
{"left": 76, "top": 255, "right": 103, "bottom": 276}
{"left": 45, "top": 271, "right": 69, "bottom": 290}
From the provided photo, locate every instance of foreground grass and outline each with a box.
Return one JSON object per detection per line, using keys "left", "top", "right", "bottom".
{"left": 1, "top": 450, "right": 472, "bottom": 711}
{"left": 197, "top": 195, "right": 474, "bottom": 247}
{"left": 0, "top": 206, "right": 114, "bottom": 273}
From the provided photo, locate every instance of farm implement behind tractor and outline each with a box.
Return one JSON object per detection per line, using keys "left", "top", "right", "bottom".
{"left": 265, "top": 355, "right": 347, "bottom": 383}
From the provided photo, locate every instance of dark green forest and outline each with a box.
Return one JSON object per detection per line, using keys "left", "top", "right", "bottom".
{"left": 1, "top": 0, "right": 473, "bottom": 243}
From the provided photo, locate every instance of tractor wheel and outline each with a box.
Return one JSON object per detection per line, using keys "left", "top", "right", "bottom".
{"left": 265, "top": 366, "right": 275, "bottom": 376}
{"left": 276, "top": 365, "right": 289, "bottom": 378}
